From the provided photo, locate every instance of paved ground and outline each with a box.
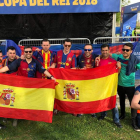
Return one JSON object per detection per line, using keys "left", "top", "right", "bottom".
{"left": 116, "top": 79, "right": 140, "bottom": 107}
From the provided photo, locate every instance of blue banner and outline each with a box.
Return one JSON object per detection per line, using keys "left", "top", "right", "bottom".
{"left": 0, "top": 0, "right": 120, "bottom": 14}
{"left": 123, "top": 2, "right": 140, "bottom": 14}
{"left": 122, "top": 14, "right": 137, "bottom": 37}
{"left": 133, "top": 43, "right": 140, "bottom": 79}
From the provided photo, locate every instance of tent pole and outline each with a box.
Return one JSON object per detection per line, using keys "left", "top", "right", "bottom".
{"left": 112, "top": 13, "right": 116, "bottom": 43}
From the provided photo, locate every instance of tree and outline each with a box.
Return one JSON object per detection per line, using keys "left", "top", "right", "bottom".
{"left": 122, "top": 0, "right": 130, "bottom": 6}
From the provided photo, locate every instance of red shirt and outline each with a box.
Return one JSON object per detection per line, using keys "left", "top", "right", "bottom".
{"left": 99, "top": 57, "right": 116, "bottom": 66}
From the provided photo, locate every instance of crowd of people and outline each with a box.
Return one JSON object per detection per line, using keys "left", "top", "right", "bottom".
{"left": 0, "top": 38, "right": 140, "bottom": 131}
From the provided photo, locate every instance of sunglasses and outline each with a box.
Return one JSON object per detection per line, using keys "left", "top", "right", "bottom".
{"left": 64, "top": 45, "right": 71, "bottom": 47}
{"left": 24, "top": 51, "right": 32, "bottom": 53}
{"left": 84, "top": 49, "right": 92, "bottom": 51}
{"left": 122, "top": 49, "right": 130, "bottom": 52}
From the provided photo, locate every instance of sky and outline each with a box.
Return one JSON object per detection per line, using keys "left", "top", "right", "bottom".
{"left": 129, "top": 0, "right": 140, "bottom": 4}
{"left": 129, "top": 0, "right": 140, "bottom": 21}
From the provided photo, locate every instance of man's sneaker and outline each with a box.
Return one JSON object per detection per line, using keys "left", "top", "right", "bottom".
{"left": 91, "top": 114, "right": 96, "bottom": 118}
{"left": 3, "top": 118, "right": 7, "bottom": 124}
{"left": 53, "top": 109, "right": 59, "bottom": 115}
{"left": 119, "top": 115, "right": 125, "bottom": 120}
{"left": 114, "top": 122, "right": 122, "bottom": 128}
{"left": 0, "top": 124, "right": 6, "bottom": 129}
{"left": 132, "top": 124, "right": 140, "bottom": 131}
{"left": 13, "top": 119, "right": 18, "bottom": 127}
{"left": 77, "top": 114, "right": 83, "bottom": 117}
{"left": 98, "top": 116, "right": 105, "bottom": 120}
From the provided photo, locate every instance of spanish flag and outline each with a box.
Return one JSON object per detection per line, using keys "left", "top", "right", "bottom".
{"left": 49, "top": 62, "right": 118, "bottom": 114}
{"left": 0, "top": 74, "right": 55, "bottom": 123}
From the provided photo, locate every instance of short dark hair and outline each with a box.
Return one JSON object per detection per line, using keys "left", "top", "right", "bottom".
{"left": 42, "top": 38, "right": 50, "bottom": 44}
{"left": 0, "top": 50, "right": 2, "bottom": 54}
{"left": 24, "top": 46, "right": 32, "bottom": 50}
{"left": 123, "top": 43, "right": 133, "bottom": 50}
{"left": 7, "top": 46, "right": 16, "bottom": 52}
{"left": 101, "top": 44, "right": 109, "bottom": 50}
{"left": 63, "top": 38, "right": 72, "bottom": 44}
{"left": 84, "top": 44, "right": 93, "bottom": 49}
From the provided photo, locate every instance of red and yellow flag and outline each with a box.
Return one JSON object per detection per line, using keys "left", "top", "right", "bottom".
{"left": 0, "top": 74, "right": 55, "bottom": 123}
{"left": 49, "top": 63, "right": 118, "bottom": 114}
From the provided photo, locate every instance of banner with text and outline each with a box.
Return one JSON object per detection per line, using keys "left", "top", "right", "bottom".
{"left": 0, "top": 0, "right": 120, "bottom": 14}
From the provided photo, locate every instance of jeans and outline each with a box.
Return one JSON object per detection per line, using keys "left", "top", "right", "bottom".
{"left": 137, "top": 113, "right": 140, "bottom": 128}
{"left": 101, "top": 103, "right": 120, "bottom": 123}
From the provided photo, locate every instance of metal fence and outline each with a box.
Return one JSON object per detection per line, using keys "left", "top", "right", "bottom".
{"left": 93, "top": 36, "right": 140, "bottom": 44}
{"left": 0, "top": 40, "right": 7, "bottom": 54}
{"left": 0, "top": 40, "right": 7, "bottom": 47}
{"left": 18, "top": 38, "right": 91, "bottom": 46}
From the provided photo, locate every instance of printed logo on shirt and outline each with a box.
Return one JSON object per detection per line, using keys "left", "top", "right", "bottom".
{"left": 87, "top": 59, "right": 90, "bottom": 63}
{"left": 67, "top": 57, "right": 72, "bottom": 62}
{"left": 27, "top": 68, "right": 30, "bottom": 72}
{"left": 66, "top": 63, "right": 69, "bottom": 66}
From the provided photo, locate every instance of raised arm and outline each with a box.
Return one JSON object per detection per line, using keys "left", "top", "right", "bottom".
{"left": 44, "top": 70, "right": 56, "bottom": 81}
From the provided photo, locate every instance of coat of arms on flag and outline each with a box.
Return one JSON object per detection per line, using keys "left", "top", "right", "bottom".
{"left": 63, "top": 83, "right": 79, "bottom": 100}
{"left": 0, "top": 89, "right": 15, "bottom": 106}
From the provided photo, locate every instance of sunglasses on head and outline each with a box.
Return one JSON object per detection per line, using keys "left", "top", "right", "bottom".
{"left": 24, "top": 51, "right": 32, "bottom": 53}
{"left": 84, "top": 49, "right": 92, "bottom": 51}
{"left": 64, "top": 45, "right": 71, "bottom": 47}
{"left": 122, "top": 49, "right": 130, "bottom": 52}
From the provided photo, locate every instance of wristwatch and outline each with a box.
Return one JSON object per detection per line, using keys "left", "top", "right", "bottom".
{"left": 50, "top": 75, "right": 53, "bottom": 79}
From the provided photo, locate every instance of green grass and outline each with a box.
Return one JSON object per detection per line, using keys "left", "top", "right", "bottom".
{"left": 0, "top": 108, "right": 140, "bottom": 140}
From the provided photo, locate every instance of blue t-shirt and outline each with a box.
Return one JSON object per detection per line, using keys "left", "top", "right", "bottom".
{"left": 126, "top": 29, "right": 132, "bottom": 36}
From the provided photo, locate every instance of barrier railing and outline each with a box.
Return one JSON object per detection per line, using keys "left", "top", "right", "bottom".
{"left": 93, "top": 36, "right": 140, "bottom": 44}
{"left": 18, "top": 38, "right": 91, "bottom": 46}
{"left": 0, "top": 40, "right": 7, "bottom": 47}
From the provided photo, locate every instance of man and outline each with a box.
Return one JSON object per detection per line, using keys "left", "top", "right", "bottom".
{"left": 50, "top": 38, "right": 77, "bottom": 69}
{"left": 3, "top": 46, "right": 18, "bottom": 74}
{"left": 2, "top": 46, "right": 18, "bottom": 125}
{"left": 0, "top": 46, "right": 55, "bottom": 81}
{"left": 131, "top": 86, "right": 140, "bottom": 128}
{"left": 125, "top": 27, "right": 132, "bottom": 41}
{"left": 0, "top": 50, "right": 6, "bottom": 129}
{"left": 77, "top": 44, "right": 98, "bottom": 68}
{"left": 132, "top": 28, "right": 137, "bottom": 41}
{"left": 97, "top": 44, "right": 122, "bottom": 128}
{"left": 0, "top": 50, "right": 3, "bottom": 69}
{"left": 50, "top": 38, "right": 77, "bottom": 115}
{"left": 77, "top": 44, "right": 99, "bottom": 117}
{"left": 131, "top": 86, "right": 140, "bottom": 110}
{"left": 110, "top": 43, "right": 140, "bottom": 131}
{"left": 126, "top": 26, "right": 132, "bottom": 37}
{"left": 33, "top": 38, "right": 56, "bottom": 78}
